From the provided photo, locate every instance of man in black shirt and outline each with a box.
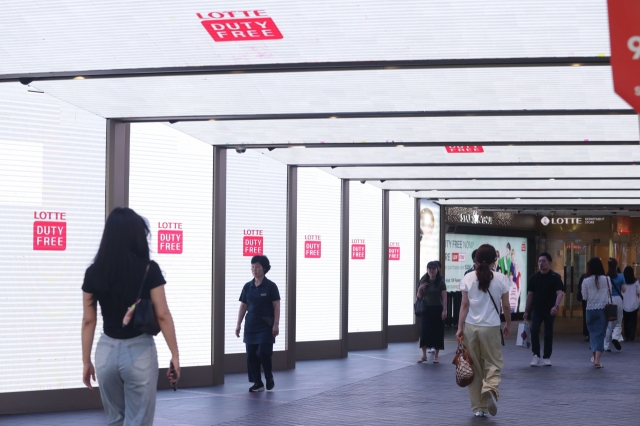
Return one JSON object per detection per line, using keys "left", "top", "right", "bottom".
{"left": 523, "top": 252, "right": 564, "bottom": 367}
{"left": 464, "top": 249, "right": 478, "bottom": 276}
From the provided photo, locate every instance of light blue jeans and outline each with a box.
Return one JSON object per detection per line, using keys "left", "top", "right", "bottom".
{"left": 95, "top": 333, "right": 159, "bottom": 426}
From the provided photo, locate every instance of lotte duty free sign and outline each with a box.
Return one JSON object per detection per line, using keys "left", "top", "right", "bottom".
{"left": 608, "top": 0, "right": 640, "bottom": 113}
{"left": 158, "top": 222, "right": 183, "bottom": 254}
{"left": 33, "top": 211, "right": 66, "bottom": 251}
{"left": 244, "top": 229, "right": 263, "bottom": 256}
{"left": 198, "top": 10, "right": 283, "bottom": 42}
{"left": 304, "top": 235, "right": 321, "bottom": 259}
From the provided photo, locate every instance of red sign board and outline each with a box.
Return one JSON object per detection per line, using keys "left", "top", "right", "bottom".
{"left": 521, "top": 243, "right": 526, "bottom": 252}
{"left": 445, "top": 146, "right": 484, "bottom": 153}
{"left": 304, "top": 240, "right": 322, "bottom": 258}
{"left": 389, "top": 245, "right": 400, "bottom": 261}
{"left": 244, "top": 230, "right": 264, "bottom": 256}
{"left": 608, "top": 0, "right": 640, "bottom": 113}
{"left": 33, "top": 221, "right": 66, "bottom": 251}
{"left": 351, "top": 242, "right": 366, "bottom": 260}
{"left": 198, "top": 11, "right": 283, "bottom": 42}
{"left": 158, "top": 231, "right": 183, "bottom": 254}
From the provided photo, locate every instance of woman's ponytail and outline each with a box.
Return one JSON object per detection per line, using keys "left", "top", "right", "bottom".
{"left": 474, "top": 244, "right": 497, "bottom": 293}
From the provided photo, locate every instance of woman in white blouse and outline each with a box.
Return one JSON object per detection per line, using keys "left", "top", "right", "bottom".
{"left": 582, "top": 257, "right": 611, "bottom": 368}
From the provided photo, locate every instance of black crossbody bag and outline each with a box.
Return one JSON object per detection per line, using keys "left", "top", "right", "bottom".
{"left": 488, "top": 291, "right": 505, "bottom": 346}
{"left": 122, "top": 264, "right": 161, "bottom": 336}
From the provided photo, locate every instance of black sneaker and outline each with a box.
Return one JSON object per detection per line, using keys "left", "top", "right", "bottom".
{"left": 266, "top": 378, "right": 275, "bottom": 391}
{"left": 249, "top": 382, "right": 264, "bottom": 392}
{"left": 612, "top": 339, "right": 622, "bottom": 350}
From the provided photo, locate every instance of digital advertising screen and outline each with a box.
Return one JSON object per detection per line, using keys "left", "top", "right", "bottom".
{"left": 445, "top": 233, "right": 528, "bottom": 312}
{"left": 419, "top": 199, "right": 441, "bottom": 276}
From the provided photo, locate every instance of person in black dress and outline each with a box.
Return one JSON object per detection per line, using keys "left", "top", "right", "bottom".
{"left": 235, "top": 255, "right": 281, "bottom": 392}
{"left": 417, "top": 261, "right": 447, "bottom": 363}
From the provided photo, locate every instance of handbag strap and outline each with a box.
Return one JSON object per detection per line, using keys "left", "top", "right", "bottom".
{"left": 135, "top": 263, "right": 151, "bottom": 301}
{"left": 610, "top": 276, "right": 624, "bottom": 301}
{"left": 487, "top": 290, "right": 502, "bottom": 321}
{"left": 607, "top": 276, "right": 614, "bottom": 304}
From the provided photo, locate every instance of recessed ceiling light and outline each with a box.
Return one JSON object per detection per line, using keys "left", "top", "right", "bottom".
{"left": 571, "top": 63, "right": 582, "bottom": 66}
{"left": 549, "top": 178, "right": 555, "bottom": 180}
{"left": 329, "top": 116, "right": 337, "bottom": 119}
{"left": 209, "top": 118, "right": 216, "bottom": 122}
{"left": 73, "top": 76, "right": 85, "bottom": 80}
{"left": 396, "top": 144, "right": 404, "bottom": 148}
{"left": 288, "top": 145, "right": 306, "bottom": 149}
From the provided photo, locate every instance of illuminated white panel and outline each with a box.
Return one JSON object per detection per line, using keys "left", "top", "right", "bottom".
{"left": 33, "top": 66, "right": 627, "bottom": 119}
{"left": 129, "top": 123, "right": 212, "bottom": 368}
{"left": 388, "top": 192, "right": 415, "bottom": 326}
{"left": 437, "top": 199, "right": 640, "bottom": 206}
{"left": 226, "top": 150, "right": 287, "bottom": 353}
{"left": 0, "top": 141, "right": 42, "bottom": 205}
{"left": 176, "top": 115, "right": 639, "bottom": 145}
{"left": 378, "top": 180, "right": 640, "bottom": 191}
{"left": 262, "top": 145, "right": 640, "bottom": 166}
{"left": 322, "top": 165, "right": 640, "bottom": 180}
{"left": 349, "top": 182, "right": 382, "bottom": 332}
{"left": 0, "top": 1, "right": 608, "bottom": 75}
{"left": 0, "top": 83, "right": 105, "bottom": 392}
{"left": 297, "top": 168, "right": 341, "bottom": 341}
{"left": 418, "top": 200, "right": 441, "bottom": 275}
{"left": 412, "top": 190, "right": 640, "bottom": 199}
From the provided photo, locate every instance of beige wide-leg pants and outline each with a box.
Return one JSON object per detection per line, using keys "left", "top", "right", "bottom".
{"left": 462, "top": 323, "right": 504, "bottom": 413}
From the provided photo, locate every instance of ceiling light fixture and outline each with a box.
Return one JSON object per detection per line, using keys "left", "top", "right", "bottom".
{"left": 73, "top": 76, "right": 85, "bottom": 80}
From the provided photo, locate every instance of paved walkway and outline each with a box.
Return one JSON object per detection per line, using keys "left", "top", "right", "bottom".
{"left": 2, "top": 318, "right": 639, "bottom": 425}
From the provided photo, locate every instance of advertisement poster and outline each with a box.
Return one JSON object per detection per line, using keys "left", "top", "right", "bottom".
{"left": 444, "top": 233, "right": 528, "bottom": 312}
{"left": 419, "top": 199, "right": 441, "bottom": 276}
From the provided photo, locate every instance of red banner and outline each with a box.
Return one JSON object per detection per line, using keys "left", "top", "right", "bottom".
{"left": 445, "top": 146, "right": 484, "bottom": 153}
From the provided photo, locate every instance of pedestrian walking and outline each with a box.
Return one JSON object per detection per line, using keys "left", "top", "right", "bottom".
{"left": 417, "top": 261, "right": 447, "bottom": 363}
{"left": 622, "top": 266, "right": 640, "bottom": 341}
{"left": 523, "top": 252, "right": 564, "bottom": 366}
{"left": 604, "top": 258, "right": 626, "bottom": 351}
{"left": 456, "top": 244, "right": 511, "bottom": 417}
{"left": 81, "top": 207, "right": 180, "bottom": 425}
{"left": 236, "top": 255, "right": 281, "bottom": 392}
{"left": 581, "top": 257, "right": 611, "bottom": 368}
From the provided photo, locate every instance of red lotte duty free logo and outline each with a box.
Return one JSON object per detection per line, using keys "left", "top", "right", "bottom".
{"left": 244, "top": 229, "right": 264, "bottom": 256}
{"left": 389, "top": 243, "right": 400, "bottom": 261}
{"left": 33, "top": 211, "right": 67, "bottom": 251}
{"left": 351, "top": 240, "right": 366, "bottom": 260}
{"left": 304, "top": 235, "right": 322, "bottom": 258}
{"left": 158, "top": 222, "right": 183, "bottom": 254}
{"left": 197, "top": 10, "right": 283, "bottom": 42}
{"left": 445, "top": 146, "right": 484, "bottom": 153}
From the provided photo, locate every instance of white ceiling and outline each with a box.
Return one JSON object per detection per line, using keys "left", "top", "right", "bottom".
{"left": 31, "top": 66, "right": 628, "bottom": 120}
{"left": 0, "top": 0, "right": 608, "bottom": 76}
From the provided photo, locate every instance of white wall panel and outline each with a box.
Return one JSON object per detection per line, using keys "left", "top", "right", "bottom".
{"left": 34, "top": 66, "right": 627, "bottom": 120}
{"left": 0, "top": 1, "right": 609, "bottom": 75}
{"left": 0, "top": 83, "right": 105, "bottom": 393}
{"left": 226, "top": 151, "right": 287, "bottom": 353}
{"left": 388, "top": 192, "right": 415, "bottom": 326}
{"left": 296, "top": 168, "right": 341, "bottom": 341}
{"left": 129, "top": 123, "right": 212, "bottom": 368}
{"left": 348, "top": 182, "right": 382, "bottom": 332}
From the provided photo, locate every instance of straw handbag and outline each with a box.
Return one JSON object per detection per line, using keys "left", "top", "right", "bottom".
{"left": 452, "top": 337, "right": 474, "bottom": 387}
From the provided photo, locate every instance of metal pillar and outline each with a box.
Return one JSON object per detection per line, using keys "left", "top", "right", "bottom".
{"left": 340, "top": 180, "right": 350, "bottom": 358}
{"left": 105, "top": 119, "right": 130, "bottom": 216}
{"left": 286, "top": 165, "right": 297, "bottom": 369}
{"left": 381, "top": 190, "right": 390, "bottom": 348}
{"left": 212, "top": 147, "right": 227, "bottom": 385}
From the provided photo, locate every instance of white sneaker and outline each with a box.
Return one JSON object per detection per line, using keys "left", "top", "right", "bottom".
{"left": 485, "top": 391, "right": 498, "bottom": 416}
{"left": 543, "top": 358, "right": 552, "bottom": 367}
{"left": 427, "top": 348, "right": 435, "bottom": 353}
{"left": 474, "top": 411, "right": 486, "bottom": 417}
{"left": 530, "top": 355, "right": 542, "bottom": 367}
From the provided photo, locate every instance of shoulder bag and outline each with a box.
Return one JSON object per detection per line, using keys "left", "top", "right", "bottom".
{"left": 605, "top": 277, "right": 618, "bottom": 322}
{"left": 122, "top": 264, "right": 161, "bottom": 336}
{"left": 610, "top": 277, "right": 624, "bottom": 301}
{"left": 452, "top": 336, "right": 474, "bottom": 387}
{"left": 414, "top": 298, "right": 423, "bottom": 317}
{"left": 488, "top": 290, "right": 505, "bottom": 346}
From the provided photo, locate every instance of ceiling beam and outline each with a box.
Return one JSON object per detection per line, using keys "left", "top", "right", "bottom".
{"left": 5, "top": 56, "right": 610, "bottom": 84}
{"left": 117, "top": 108, "right": 634, "bottom": 123}
{"left": 303, "top": 161, "right": 640, "bottom": 168}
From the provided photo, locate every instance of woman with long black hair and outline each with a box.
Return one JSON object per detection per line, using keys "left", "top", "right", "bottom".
{"left": 416, "top": 261, "right": 447, "bottom": 363}
{"left": 81, "top": 207, "right": 180, "bottom": 425}
{"left": 456, "top": 244, "right": 511, "bottom": 418}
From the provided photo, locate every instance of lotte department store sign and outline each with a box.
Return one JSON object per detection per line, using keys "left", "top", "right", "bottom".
{"left": 538, "top": 216, "right": 608, "bottom": 231}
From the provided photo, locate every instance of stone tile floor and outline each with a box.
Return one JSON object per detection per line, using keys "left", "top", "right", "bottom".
{"left": 2, "top": 318, "right": 639, "bottom": 425}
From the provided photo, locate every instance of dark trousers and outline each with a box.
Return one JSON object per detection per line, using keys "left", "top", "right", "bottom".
{"left": 582, "top": 301, "right": 589, "bottom": 337}
{"left": 531, "top": 310, "right": 556, "bottom": 359}
{"left": 246, "top": 343, "right": 273, "bottom": 384}
{"left": 623, "top": 310, "right": 638, "bottom": 341}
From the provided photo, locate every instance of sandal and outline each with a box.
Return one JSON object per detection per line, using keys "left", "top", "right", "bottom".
{"left": 590, "top": 356, "right": 594, "bottom": 364}
{"left": 417, "top": 357, "right": 428, "bottom": 363}
{"left": 433, "top": 358, "right": 439, "bottom": 364}
{"left": 595, "top": 363, "right": 604, "bottom": 368}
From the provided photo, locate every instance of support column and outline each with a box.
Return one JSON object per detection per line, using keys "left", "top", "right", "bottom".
{"left": 414, "top": 197, "right": 421, "bottom": 329}
{"left": 105, "top": 119, "right": 130, "bottom": 216}
{"left": 212, "top": 147, "right": 227, "bottom": 385}
{"left": 340, "top": 179, "right": 350, "bottom": 358}
{"left": 381, "top": 190, "right": 390, "bottom": 348}
{"left": 286, "top": 166, "right": 297, "bottom": 369}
